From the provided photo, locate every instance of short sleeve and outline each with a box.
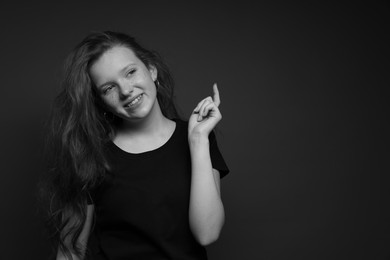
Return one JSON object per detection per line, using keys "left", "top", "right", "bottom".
{"left": 209, "top": 130, "right": 230, "bottom": 178}
{"left": 87, "top": 189, "right": 95, "bottom": 205}
{"left": 87, "top": 193, "right": 93, "bottom": 205}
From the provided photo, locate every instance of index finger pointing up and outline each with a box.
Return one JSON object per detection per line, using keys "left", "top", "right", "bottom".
{"left": 213, "top": 83, "right": 221, "bottom": 107}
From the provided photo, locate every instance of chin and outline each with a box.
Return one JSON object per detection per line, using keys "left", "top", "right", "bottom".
{"left": 124, "top": 110, "right": 152, "bottom": 122}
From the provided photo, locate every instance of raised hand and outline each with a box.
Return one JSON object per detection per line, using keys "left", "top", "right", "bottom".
{"left": 188, "top": 83, "right": 222, "bottom": 140}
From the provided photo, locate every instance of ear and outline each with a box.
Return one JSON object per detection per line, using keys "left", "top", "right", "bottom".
{"left": 148, "top": 65, "right": 158, "bottom": 81}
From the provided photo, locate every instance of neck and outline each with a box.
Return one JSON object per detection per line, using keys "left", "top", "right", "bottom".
{"left": 116, "top": 104, "right": 170, "bottom": 138}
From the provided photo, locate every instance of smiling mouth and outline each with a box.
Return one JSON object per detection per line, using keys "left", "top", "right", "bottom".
{"left": 124, "top": 94, "right": 143, "bottom": 108}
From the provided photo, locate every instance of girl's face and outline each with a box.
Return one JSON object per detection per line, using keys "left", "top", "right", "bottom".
{"left": 90, "top": 45, "right": 158, "bottom": 122}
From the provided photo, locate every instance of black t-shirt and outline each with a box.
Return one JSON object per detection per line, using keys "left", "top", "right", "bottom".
{"left": 87, "top": 119, "right": 229, "bottom": 260}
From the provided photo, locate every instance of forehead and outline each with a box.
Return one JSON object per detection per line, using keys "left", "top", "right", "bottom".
{"left": 89, "top": 46, "right": 143, "bottom": 84}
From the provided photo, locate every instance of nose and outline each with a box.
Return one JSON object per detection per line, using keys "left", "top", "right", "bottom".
{"left": 118, "top": 79, "right": 134, "bottom": 98}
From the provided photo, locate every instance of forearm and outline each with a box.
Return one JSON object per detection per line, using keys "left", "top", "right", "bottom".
{"left": 56, "top": 251, "right": 82, "bottom": 260}
{"left": 56, "top": 240, "right": 86, "bottom": 260}
{"left": 56, "top": 205, "right": 94, "bottom": 260}
{"left": 188, "top": 136, "right": 225, "bottom": 246}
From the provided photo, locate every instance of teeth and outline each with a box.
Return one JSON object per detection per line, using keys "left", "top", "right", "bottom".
{"left": 127, "top": 94, "right": 142, "bottom": 107}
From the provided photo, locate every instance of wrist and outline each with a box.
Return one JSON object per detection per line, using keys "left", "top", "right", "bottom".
{"left": 188, "top": 133, "right": 210, "bottom": 147}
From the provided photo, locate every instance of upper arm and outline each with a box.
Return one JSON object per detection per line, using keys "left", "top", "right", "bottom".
{"left": 57, "top": 205, "right": 94, "bottom": 259}
{"left": 78, "top": 204, "right": 94, "bottom": 247}
{"left": 212, "top": 169, "right": 221, "bottom": 195}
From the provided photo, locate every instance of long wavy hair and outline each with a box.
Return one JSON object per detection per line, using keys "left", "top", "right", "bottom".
{"left": 41, "top": 31, "right": 180, "bottom": 258}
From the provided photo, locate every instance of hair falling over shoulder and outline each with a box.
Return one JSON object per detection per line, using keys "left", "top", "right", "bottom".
{"left": 39, "top": 31, "right": 180, "bottom": 258}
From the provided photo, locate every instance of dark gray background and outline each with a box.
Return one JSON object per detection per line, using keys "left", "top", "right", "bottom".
{"left": 0, "top": 2, "right": 389, "bottom": 259}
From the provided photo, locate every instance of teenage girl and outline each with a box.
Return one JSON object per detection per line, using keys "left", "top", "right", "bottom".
{"left": 43, "top": 31, "right": 229, "bottom": 260}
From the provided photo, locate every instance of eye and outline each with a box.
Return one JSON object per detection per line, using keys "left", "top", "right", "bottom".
{"left": 103, "top": 85, "right": 114, "bottom": 95}
{"left": 126, "top": 69, "right": 136, "bottom": 77}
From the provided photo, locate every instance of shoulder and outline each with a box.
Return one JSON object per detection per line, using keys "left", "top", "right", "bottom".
{"left": 173, "top": 118, "right": 188, "bottom": 132}
{"left": 173, "top": 118, "right": 188, "bottom": 126}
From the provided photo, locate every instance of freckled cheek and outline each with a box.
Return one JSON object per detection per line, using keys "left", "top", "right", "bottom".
{"left": 102, "top": 94, "right": 121, "bottom": 111}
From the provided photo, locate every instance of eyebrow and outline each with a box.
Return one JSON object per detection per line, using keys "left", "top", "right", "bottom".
{"left": 120, "top": 63, "right": 137, "bottom": 74}
{"left": 97, "top": 63, "right": 137, "bottom": 89}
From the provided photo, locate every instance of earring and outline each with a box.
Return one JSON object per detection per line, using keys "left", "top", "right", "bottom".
{"left": 155, "top": 79, "right": 160, "bottom": 89}
{"left": 103, "top": 111, "right": 115, "bottom": 122}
